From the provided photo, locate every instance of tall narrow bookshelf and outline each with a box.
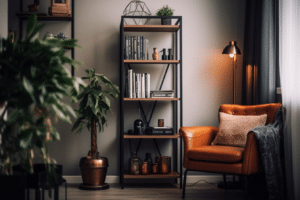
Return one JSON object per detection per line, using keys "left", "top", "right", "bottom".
{"left": 119, "top": 16, "right": 183, "bottom": 189}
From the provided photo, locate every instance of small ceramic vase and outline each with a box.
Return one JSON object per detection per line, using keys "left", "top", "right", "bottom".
{"left": 152, "top": 48, "right": 159, "bottom": 60}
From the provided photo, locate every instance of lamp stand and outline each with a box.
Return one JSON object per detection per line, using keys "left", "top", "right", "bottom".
{"left": 233, "top": 54, "right": 236, "bottom": 104}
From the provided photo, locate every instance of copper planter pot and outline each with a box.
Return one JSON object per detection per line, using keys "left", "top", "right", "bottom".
{"left": 79, "top": 157, "right": 109, "bottom": 190}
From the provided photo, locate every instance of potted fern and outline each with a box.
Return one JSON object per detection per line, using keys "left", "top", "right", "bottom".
{"left": 71, "top": 69, "right": 119, "bottom": 190}
{"left": 156, "top": 5, "right": 175, "bottom": 25}
{"left": 0, "top": 14, "right": 84, "bottom": 198}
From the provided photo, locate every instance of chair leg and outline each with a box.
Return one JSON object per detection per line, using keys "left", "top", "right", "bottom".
{"left": 223, "top": 174, "right": 227, "bottom": 189}
{"left": 65, "top": 181, "right": 67, "bottom": 200}
{"left": 245, "top": 175, "right": 249, "bottom": 194}
{"left": 182, "top": 169, "right": 188, "bottom": 199}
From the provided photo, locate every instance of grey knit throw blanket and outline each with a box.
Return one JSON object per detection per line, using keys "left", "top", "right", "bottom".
{"left": 249, "top": 108, "right": 284, "bottom": 200}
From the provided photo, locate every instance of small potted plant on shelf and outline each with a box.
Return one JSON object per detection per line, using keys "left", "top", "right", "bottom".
{"left": 156, "top": 5, "right": 175, "bottom": 25}
{"left": 0, "top": 14, "right": 84, "bottom": 199}
{"left": 71, "top": 68, "right": 119, "bottom": 190}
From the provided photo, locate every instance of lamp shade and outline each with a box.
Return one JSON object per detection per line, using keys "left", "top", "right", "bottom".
{"left": 222, "top": 41, "right": 241, "bottom": 55}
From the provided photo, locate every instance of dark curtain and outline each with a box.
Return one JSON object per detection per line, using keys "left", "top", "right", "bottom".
{"left": 242, "top": 0, "right": 279, "bottom": 105}
{"left": 242, "top": 0, "right": 286, "bottom": 199}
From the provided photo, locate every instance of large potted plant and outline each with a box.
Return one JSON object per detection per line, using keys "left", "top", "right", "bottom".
{"left": 0, "top": 14, "right": 84, "bottom": 198}
{"left": 156, "top": 5, "right": 175, "bottom": 25}
{"left": 71, "top": 68, "right": 119, "bottom": 190}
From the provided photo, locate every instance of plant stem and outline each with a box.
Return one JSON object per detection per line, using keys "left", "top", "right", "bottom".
{"left": 91, "top": 116, "right": 97, "bottom": 158}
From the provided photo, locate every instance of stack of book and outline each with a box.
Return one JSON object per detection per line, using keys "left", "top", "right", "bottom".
{"left": 150, "top": 90, "right": 175, "bottom": 98}
{"left": 126, "top": 69, "right": 150, "bottom": 98}
{"left": 124, "top": 36, "right": 149, "bottom": 60}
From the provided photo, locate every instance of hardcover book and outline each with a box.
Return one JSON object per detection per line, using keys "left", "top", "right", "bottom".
{"left": 137, "top": 36, "right": 140, "bottom": 60}
{"left": 141, "top": 73, "right": 145, "bottom": 98}
{"left": 125, "top": 36, "right": 129, "bottom": 60}
{"left": 133, "top": 36, "right": 137, "bottom": 60}
{"left": 128, "top": 69, "right": 133, "bottom": 98}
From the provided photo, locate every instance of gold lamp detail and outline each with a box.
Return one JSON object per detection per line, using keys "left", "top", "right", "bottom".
{"left": 222, "top": 41, "right": 241, "bottom": 104}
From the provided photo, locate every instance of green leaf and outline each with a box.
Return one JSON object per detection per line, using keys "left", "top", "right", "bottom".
{"left": 74, "top": 77, "right": 86, "bottom": 93}
{"left": 27, "top": 23, "right": 46, "bottom": 41}
{"left": 51, "top": 104, "right": 71, "bottom": 123}
{"left": 26, "top": 14, "right": 37, "bottom": 36}
{"left": 104, "top": 91, "right": 118, "bottom": 99}
{"left": 79, "top": 94, "right": 88, "bottom": 110}
{"left": 51, "top": 129, "right": 60, "bottom": 141}
{"left": 104, "top": 96, "right": 111, "bottom": 110}
{"left": 19, "top": 129, "right": 34, "bottom": 149}
{"left": 77, "top": 91, "right": 86, "bottom": 100}
{"left": 71, "top": 116, "right": 85, "bottom": 132}
{"left": 85, "top": 69, "right": 95, "bottom": 77}
{"left": 64, "top": 104, "right": 77, "bottom": 118}
{"left": 88, "top": 94, "right": 98, "bottom": 115}
{"left": 23, "top": 77, "right": 35, "bottom": 102}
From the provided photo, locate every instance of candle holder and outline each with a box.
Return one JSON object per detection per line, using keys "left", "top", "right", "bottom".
{"left": 155, "top": 156, "right": 171, "bottom": 174}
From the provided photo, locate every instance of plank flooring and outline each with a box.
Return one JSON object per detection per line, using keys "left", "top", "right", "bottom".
{"left": 30, "top": 183, "right": 261, "bottom": 200}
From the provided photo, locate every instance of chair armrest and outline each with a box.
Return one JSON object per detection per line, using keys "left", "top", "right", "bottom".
{"left": 179, "top": 126, "right": 219, "bottom": 168}
{"left": 242, "top": 131, "right": 263, "bottom": 175}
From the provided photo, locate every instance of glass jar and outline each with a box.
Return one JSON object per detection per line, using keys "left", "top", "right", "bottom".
{"left": 152, "top": 163, "right": 159, "bottom": 174}
{"left": 141, "top": 162, "right": 149, "bottom": 175}
{"left": 129, "top": 152, "right": 142, "bottom": 175}
{"left": 144, "top": 153, "right": 153, "bottom": 173}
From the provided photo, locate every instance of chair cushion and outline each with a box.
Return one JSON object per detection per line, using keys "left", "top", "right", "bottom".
{"left": 211, "top": 112, "right": 267, "bottom": 147}
{"left": 188, "top": 145, "right": 245, "bottom": 163}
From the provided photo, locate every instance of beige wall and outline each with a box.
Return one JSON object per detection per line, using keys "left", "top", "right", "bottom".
{"left": 8, "top": 0, "right": 246, "bottom": 176}
{"left": 0, "top": 0, "right": 8, "bottom": 41}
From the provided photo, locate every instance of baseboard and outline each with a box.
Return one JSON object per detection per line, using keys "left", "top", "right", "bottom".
{"left": 63, "top": 175, "right": 235, "bottom": 184}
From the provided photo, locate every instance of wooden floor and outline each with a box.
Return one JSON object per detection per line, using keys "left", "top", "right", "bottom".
{"left": 32, "top": 183, "right": 261, "bottom": 200}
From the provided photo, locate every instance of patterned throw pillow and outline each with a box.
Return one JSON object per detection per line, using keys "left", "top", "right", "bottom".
{"left": 211, "top": 112, "right": 267, "bottom": 148}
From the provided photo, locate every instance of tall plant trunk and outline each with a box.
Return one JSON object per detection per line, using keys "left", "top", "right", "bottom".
{"left": 91, "top": 116, "right": 97, "bottom": 158}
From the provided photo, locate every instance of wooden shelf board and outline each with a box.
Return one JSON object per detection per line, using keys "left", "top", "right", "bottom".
{"left": 124, "top": 134, "right": 180, "bottom": 139}
{"left": 124, "top": 98, "right": 179, "bottom": 101}
{"left": 124, "top": 25, "right": 180, "bottom": 32}
{"left": 17, "top": 15, "right": 73, "bottom": 21}
{"left": 124, "top": 60, "right": 179, "bottom": 64}
{"left": 124, "top": 171, "right": 180, "bottom": 179}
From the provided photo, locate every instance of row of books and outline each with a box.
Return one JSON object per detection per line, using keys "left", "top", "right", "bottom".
{"left": 126, "top": 70, "right": 176, "bottom": 98}
{"left": 124, "top": 36, "right": 149, "bottom": 60}
{"left": 126, "top": 69, "right": 151, "bottom": 98}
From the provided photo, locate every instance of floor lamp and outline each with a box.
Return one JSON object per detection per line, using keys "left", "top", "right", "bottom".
{"left": 222, "top": 41, "right": 241, "bottom": 104}
{"left": 219, "top": 41, "right": 241, "bottom": 190}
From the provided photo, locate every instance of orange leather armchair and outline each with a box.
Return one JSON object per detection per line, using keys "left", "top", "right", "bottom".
{"left": 179, "top": 103, "right": 282, "bottom": 199}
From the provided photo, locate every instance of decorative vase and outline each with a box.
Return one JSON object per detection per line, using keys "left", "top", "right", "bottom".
{"left": 129, "top": 152, "right": 142, "bottom": 175}
{"left": 79, "top": 157, "right": 109, "bottom": 190}
{"left": 161, "top": 18, "right": 171, "bottom": 25}
{"left": 152, "top": 48, "right": 159, "bottom": 60}
{"left": 145, "top": 153, "right": 153, "bottom": 173}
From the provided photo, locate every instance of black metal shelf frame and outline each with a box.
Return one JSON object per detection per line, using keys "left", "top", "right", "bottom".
{"left": 18, "top": 0, "right": 75, "bottom": 76}
{"left": 119, "top": 16, "right": 183, "bottom": 189}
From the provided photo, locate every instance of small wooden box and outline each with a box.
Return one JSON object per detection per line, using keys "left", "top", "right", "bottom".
{"left": 49, "top": 0, "right": 71, "bottom": 17}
